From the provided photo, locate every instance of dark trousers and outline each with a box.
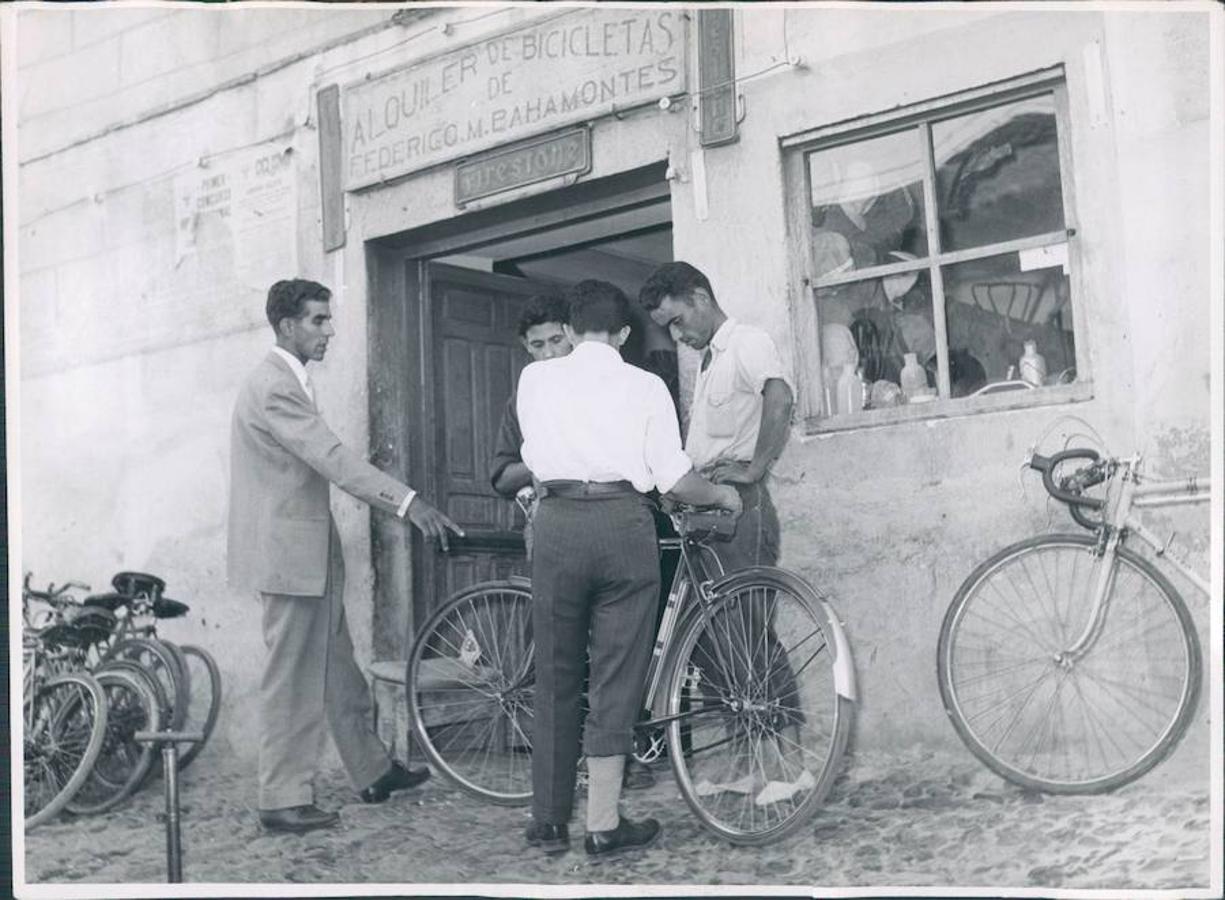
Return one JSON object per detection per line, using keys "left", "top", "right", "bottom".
{"left": 701, "top": 480, "right": 803, "bottom": 726}
{"left": 530, "top": 494, "right": 659, "bottom": 825}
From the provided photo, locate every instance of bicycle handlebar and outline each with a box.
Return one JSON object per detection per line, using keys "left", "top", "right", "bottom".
{"left": 1028, "top": 449, "right": 1107, "bottom": 510}
{"left": 22, "top": 579, "right": 88, "bottom": 607}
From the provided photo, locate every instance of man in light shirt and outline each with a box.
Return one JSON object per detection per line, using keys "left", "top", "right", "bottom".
{"left": 517, "top": 279, "right": 741, "bottom": 858}
{"left": 228, "top": 279, "right": 462, "bottom": 833}
{"left": 639, "top": 261, "right": 808, "bottom": 805}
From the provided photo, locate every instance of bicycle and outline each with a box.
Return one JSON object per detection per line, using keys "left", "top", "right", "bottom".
{"left": 22, "top": 583, "right": 110, "bottom": 829}
{"left": 84, "top": 571, "right": 222, "bottom": 772}
{"left": 23, "top": 575, "right": 167, "bottom": 816}
{"left": 937, "top": 433, "right": 1210, "bottom": 794}
{"left": 407, "top": 502, "right": 857, "bottom": 846}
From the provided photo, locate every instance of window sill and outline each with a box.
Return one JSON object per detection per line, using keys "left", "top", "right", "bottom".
{"left": 802, "top": 380, "right": 1094, "bottom": 436}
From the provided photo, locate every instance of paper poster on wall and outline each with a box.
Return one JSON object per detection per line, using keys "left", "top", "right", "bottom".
{"left": 174, "top": 141, "right": 298, "bottom": 288}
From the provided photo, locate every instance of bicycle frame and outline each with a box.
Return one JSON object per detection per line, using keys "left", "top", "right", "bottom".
{"left": 1062, "top": 454, "right": 1210, "bottom": 662}
{"left": 638, "top": 534, "right": 719, "bottom": 716}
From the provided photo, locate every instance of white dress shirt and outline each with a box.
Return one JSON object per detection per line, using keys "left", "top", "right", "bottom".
{"left": 686, "top": 319, "right": 791, "bottom": 470}
{"left": 271, "top": 345, "right": 415, "bottom": 517}
{"left": 517, "top": 341, "right": 693, "bottom": 494}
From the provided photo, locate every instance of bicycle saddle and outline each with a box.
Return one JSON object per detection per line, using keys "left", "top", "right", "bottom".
{"left": 112, "top": 571, "right": 166, "bottom": 597}
{"left": 82, "top": 591, "right": 131, "bottom": 612}
{"left": 152, "top": 596, "right": 190, "bottom": 619}
{"left": 42, "top": 607, "right": 117, "bottom": 649}
{"left": 676, "top": 510, "right": 737, "bottom": 541}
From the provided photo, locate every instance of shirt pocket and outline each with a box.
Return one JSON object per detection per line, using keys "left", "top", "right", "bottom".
{"left": 703, "top": 375, "right": 739, "bottom": 438}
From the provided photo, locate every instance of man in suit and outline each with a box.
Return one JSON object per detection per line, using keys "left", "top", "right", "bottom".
{"left": 229, "top": 278, "right": 463, "bottom": 834}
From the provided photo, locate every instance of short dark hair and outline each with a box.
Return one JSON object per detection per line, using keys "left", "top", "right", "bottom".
{"left": 567, "top": 280, "right": 631, "bottom": 335}
{"left": 637, "top": 261, "right": 715, "bottom": 311}
{"left": 267, "top": 279, "right": 330, "bottom": 330}
{"left": 516, "top": 292, "right": 569, "bottom": 338}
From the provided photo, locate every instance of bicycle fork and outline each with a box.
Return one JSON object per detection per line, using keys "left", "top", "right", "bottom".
{"left": 1060, "top": 466, "right": 1135, "bottom": 665}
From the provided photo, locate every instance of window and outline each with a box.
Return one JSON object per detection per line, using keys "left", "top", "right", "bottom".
{"left": 786, "top": 70, "right": 1083, "bottom": 425}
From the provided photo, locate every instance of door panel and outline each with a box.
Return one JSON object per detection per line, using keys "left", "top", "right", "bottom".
{"left": 425, "top": 263, "right": 549, "bottom": 610}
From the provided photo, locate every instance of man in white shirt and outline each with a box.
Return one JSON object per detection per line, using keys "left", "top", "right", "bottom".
{"left": 517, "top": 280, "right": 741, "bottom": 858}
{"left": 639, "top": 261, "right": 807, "bottom": 804}
{"left": 229, "top": 279, "right": 462, "bottom": 833}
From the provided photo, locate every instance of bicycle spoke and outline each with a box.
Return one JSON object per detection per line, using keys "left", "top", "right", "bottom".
{"left": 941, "top": 536, "right": 1201, "bottom": 792}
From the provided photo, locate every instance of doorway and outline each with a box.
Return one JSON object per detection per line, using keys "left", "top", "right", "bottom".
{"left": 369, "top": 163, "right": 675, "bottom": 657}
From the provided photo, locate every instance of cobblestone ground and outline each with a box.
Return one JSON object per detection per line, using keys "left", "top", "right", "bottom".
{"left": 21, "top": 744, "right": 1214, "bottom": 893}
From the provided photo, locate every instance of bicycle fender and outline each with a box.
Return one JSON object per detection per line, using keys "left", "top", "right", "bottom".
{"left": 709, "top": 566, "right": 857, "bottom": 703}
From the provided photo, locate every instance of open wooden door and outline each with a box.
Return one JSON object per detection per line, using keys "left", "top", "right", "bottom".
{"left": 417, "top": 263, "right": 550, "bottom": 620}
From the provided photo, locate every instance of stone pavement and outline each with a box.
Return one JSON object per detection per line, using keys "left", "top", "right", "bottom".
{"left": 20, "top": 743, "right": 1214, "bottom": 893}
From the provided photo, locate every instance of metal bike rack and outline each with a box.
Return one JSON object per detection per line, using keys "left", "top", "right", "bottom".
{"left": 134, "top": 730, "right": 205, "bottom": 883}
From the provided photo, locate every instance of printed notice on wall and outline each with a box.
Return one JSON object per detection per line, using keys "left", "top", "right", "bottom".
{"left": 174, "top": 142, "right": 298, "bottom": 288}
{"left": 342, "top": 8, "right": 687, "bottom": 190}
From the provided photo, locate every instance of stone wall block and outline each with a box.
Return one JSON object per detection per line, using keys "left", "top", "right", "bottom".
{"left": 16, "top": 9, "right": 73, "bottom": 69}
{"left": 119, "top": 12, "right": 222, "bottom": 88}
{"left": 18, "top": 35, "right": 121, "bottom": 120}
{"left": 71, "top": 7, "right": 172, "bottom": 50}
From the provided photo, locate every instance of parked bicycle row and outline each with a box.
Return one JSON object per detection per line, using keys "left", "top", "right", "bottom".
{"left": 22, "top": 570, "right": 222, "bottom": 829}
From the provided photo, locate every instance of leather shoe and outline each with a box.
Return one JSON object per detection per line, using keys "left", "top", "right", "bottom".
{"left": 258, "top": 804, "right": 339, "bottom": 834}
{"left": 359, "top": 762, "right": 431, "bottom": 803}
{"left": 584, "top": 816, "right": 661, "bottom": 857}
{"left": 525, "top": 821, "right": 570, "bottom": 855}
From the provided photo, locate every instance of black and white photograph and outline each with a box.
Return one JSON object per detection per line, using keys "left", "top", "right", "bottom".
{"left": 3, "top": 1, "right": 1222, "bottom": 897}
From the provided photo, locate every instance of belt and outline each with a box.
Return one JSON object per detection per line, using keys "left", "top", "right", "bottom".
{"left": 538, "top": 480, "right": 639, "bottom": 500}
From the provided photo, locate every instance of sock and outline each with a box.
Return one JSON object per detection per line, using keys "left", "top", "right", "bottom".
{"left": 585, "top": 754, "right": 624, "bottom": 833}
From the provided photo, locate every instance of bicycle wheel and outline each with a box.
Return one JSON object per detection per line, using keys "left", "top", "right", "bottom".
{"left": 24, "top": 672, "right": 109, "bottom": 829}
{"left": 938, "top": 533, "right": 1202, "bottom": 794}
{"left": 66, "top": 666, "right": 160, "bottom": 814}
{"left": 665, "top": 568, "right": 853, "bottom": 846}
{"left": 407, "top": 579, "right": 535, "bottom": 805}
{"left": 110, "top": 638, "right": 189, "bottom": 731}
{"left": 176, "top": 644, "right": 221, "bottom": 770}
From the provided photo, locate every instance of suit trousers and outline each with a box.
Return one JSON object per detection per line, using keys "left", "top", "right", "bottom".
{"left": 530, "top": 494, "right": 659, "bottom": 825}
{"left": 257, "top": 528, "right": 390, "bottom": 809}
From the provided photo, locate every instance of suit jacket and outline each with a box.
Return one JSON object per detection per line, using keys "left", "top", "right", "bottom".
{"left": 227, "top": 350, "right": 412, "bottom": 596}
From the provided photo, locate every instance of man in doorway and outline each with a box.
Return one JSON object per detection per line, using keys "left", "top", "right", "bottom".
{"left": 638, "top": 261, "right": 808, "bottom": 805}
{"left": 517, "top": 279, "right": 742, "bottom": 857}
{"left": 490, "top": 292, "right": 573, "bottom": 506}
{"left": 228, "top": 278, "right": 463, "bottom": 834}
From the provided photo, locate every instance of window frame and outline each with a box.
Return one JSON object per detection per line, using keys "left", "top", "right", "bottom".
{"left": 780, "top": 65, "right": 1093, "bottom": 433}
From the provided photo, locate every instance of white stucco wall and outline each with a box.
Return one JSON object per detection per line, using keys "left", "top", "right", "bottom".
{"left": 9, "top": 5, "right": 1218, "bottom": 775}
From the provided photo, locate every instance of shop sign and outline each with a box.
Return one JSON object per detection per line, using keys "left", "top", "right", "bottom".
{"left": 698, "top": 9, "right": 737, "bottom": 147}
{"left": 455, "top": 127, "right": 591, "bottom": 206}
{"left": 342, "top": 8, "right": 686, "bottom": 190}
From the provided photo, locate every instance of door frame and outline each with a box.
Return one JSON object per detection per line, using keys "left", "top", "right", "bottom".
{"left": 368, "top": 162, "right": 670, "bottom": 658}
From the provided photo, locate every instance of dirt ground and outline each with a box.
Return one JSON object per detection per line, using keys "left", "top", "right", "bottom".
{"left": 19, "top": 739, "right": 1215, "bottom": 896}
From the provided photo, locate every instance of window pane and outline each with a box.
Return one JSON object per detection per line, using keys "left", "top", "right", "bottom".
{"left": 942, "top": 249, "right": 1076, "bottom": 397}
{"left": 816, "top": 270, "right": 938, "bottom": 415}
{"left": 933, "top": 94, "right": 1066, "bottom": 252}
{"left": 808, "top": 129, "right": 928, "bottom": 279}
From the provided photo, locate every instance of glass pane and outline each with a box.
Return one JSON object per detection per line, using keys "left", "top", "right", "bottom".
{"left": 808, "top": 128, "right": 928, "bottom": 279}
{"left": 933, "top": 93, "right": 1065, "bottom": 252}
{"left": 942, "top": 248, "right": 1076, "bottom": 397}
{"left": 815, "top": 270, "right": 939, "bottom": 416}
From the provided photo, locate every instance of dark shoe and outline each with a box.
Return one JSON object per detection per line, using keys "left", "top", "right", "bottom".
{"left": 624, "top": 760, "right": 656, "bottom": 791}
{"left": 359, "top": 762, "right": 431, "bottom": 803}
{"left": 525, "top": 821, "right": 570, "bottom": 855}
{"left": 584, "top": 816, "right": 661, "bottom": 857}
{"left": 258, "top": 804, "right": 339, "bottom": 834}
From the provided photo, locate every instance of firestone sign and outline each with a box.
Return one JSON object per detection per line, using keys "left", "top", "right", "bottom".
{"left": 342, "top": 8, "right": 686, "bottom": 190}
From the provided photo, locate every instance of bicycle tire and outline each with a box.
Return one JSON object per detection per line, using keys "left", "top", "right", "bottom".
{"left": 24, "top": 672, "right": 109, "bottom": 829}
{"left": 938, "top": 533, "right": 1202, "bottom": 794}
{"left": 65, "top": 666, "right": 160, "bottom": 815}
{"left": 110, "top": 638, "right": 189, "bottom": 731}
{"left": 664, "top": 567, "right": 854, "bottom": 846}
{"left": 176, "top": 644, "right": 221, "bottom": 770}
{"left": 407, "top": 578, "right": 535, "bottom": 806}
{"left": 96, "top": 658, "right": 170, "bottom": 732}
